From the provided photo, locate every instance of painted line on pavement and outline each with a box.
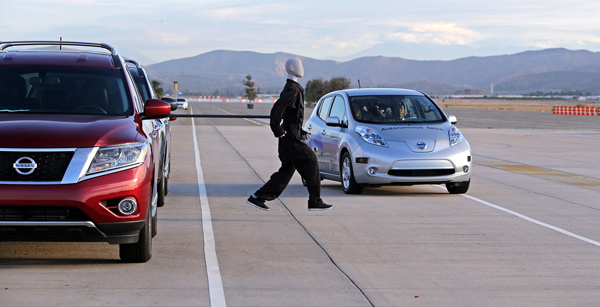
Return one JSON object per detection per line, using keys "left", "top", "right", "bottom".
{"left": 443, "top": 186, "right": 600, "bottom": 247}
{"left": 212, "top": 106, "right": 266, "bottom": 126}
{"left": 192, "top": 107, "right": 227, "bottom": 306}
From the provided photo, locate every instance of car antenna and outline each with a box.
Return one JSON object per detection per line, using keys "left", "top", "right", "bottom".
{"left": 59, "top": 36, "right": 62, "bottom": 50}
{"left": 358, "top": 79, "right": 361, "bottom": 89}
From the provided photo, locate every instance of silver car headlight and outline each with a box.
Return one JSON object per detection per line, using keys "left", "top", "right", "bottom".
{"left": 449, "top": 125, "right": 464, "bottom": 146}
{"left": 355, "top": 126, "right": 388, "bottom": 147}
{"left": 87, "top": 143, "right": 148, "bottom": 175}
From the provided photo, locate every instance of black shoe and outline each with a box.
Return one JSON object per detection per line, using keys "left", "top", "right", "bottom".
{"left": 246, "top": 195, "right": 269, "bottom": 211}
{"left": 308, "top": 202, "right": 333, "bottom": 211}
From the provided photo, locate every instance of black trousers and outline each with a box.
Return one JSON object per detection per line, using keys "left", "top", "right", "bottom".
{"left": 255, "top": 136, "right": 322, "bottom": 206}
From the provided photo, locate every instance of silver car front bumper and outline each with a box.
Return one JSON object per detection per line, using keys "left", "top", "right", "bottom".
{"left": 350, "top": 139, "right": 472, "bottom": 185}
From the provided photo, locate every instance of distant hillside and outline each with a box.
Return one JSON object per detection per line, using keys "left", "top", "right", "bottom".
{"left": 494, "top": 71, "right": 600, "bottom": 94}
{"left": 146, "top": 48, "right": 600, "bottom": 96}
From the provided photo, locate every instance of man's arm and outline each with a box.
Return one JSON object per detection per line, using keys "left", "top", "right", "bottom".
{"left": 269, "top": 84, "right": 295, "bottom": 138}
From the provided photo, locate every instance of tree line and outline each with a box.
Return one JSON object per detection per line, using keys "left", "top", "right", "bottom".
{"left": 305, "top": 76, "right": 351, "bottom": 102}
{"left": 241, "top": 75, "right": 351, "bottom": 103}
{"left": 527, "top": 90, "right": 593, "bottom": 97}
{"left": 152, "top": 75, "right": 352, "bottom": 101}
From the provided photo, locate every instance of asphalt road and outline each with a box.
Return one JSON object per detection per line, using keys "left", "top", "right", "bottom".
{"left": 2, "top": 101, "right": 600, "bottom": 306}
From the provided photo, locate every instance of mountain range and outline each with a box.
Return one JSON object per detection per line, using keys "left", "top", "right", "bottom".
{"left": 145, "top": 48, "right": 600, "bottom": 96}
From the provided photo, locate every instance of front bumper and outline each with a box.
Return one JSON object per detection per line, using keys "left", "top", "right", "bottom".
{"left": 350, "top": 139, "right": 472, "bottom": 185}
{"left": 0, "top": 164, "right": 152, "bottom": 243}
{"left": 0, "top": 220, "right": 145, "bottom": 244}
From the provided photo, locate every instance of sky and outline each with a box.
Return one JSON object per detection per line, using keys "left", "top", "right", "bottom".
{"left": 2, "top": 0, "right": 600, "bottom": 65}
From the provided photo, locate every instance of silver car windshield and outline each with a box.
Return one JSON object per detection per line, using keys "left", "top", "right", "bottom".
{"left": 350, "top": 95, "right": 445, "bottom": 124}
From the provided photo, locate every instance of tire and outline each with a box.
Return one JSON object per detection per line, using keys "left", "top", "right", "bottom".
{"left": 157, "top": 176, "right": 166, "bottom": 207}
{"left": 119, "top": 199, "right": 153, "bottom": 263}
{"left": 340, "top": 152, "right": 364, "bottom": 194}
{"left": 152, "top": 204, "right": 158, "bottom": 238}
{"left": 446, "top": 179, "right": 470, "bottom": 194}
{"left": 164, "top": 161, "right": 170, "bottom": 196}
{"left": 157, "top": 159, "right": 168, "bottom": 207}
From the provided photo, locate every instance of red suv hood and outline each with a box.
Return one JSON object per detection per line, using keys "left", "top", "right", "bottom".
{"left": 0, "top": 114, "right": 142, "bottom": 148}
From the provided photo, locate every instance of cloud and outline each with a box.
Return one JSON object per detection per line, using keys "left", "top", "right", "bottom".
{"left": 311, "top": 33, "right": 379, "bottom": 51}
{"left": 387, "top": 22, "right": 484, "bottom": 46}
{"left": 532, "top": 37, "right": 600, "bottom": 50}
{"left": 3, "top": 0, "right": 600, "bottom": 63}
{"left": 200, "top": 2, "right": 291, "bottom": 23}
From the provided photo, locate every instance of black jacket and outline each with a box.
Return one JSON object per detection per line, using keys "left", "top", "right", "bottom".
{"left": 270, "top": 79, "right": 304, "bottom": 140}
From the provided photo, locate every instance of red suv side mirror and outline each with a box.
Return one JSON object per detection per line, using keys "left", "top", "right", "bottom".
{"left": 142, "top": 99, "right": 171, "bottom": 119}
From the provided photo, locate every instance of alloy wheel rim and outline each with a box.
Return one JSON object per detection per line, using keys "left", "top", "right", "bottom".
{"left": 342, "top": 157, "right": 351, "bottom": 189}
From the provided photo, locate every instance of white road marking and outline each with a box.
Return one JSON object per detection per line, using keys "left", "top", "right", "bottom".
{"left": 212, "top": 106, "right": 266, "bottom": 126}
{"left": 442, "top": 186, "right": 600, "bottom": 247}
{"left": 192, "top": 107, "right": 227, "bottom": 306}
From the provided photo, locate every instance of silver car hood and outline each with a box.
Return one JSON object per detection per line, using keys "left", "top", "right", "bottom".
{"left": 376, "top": 124, "right": 448, "bottom": 153}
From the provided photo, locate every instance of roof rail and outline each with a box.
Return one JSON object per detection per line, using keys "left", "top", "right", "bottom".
{"left": 0, "top": 41, "right": 118, "bottom": 55}
{"left": 125, "top": 59, "right": 141, "bottom": 67}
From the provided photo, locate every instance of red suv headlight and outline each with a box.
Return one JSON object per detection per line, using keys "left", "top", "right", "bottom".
{"left": 86, "top": 143, "right": 148, "bottom": 176}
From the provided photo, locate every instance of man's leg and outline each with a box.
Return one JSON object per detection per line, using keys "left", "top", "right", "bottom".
{"left": 292, "top": 143, "right": 329, "bottom": 208}
{"left": 248, "top": 139, "right": 294, "bottom": 210}
{"left": 247, "top": 157, "right": 295, "bottom": 210}
{"left": 255, "top": 158, "right": 296, "bottom": 201}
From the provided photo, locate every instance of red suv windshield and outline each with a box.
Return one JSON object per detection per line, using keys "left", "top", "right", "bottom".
{"left": 0, "top": 65, "right": 132, "bottom": 115}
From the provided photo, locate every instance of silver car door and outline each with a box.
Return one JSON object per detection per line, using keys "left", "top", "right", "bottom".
{"left": 323, "top": 95, "right": 347, "bottom": 176}
{"left": 310, "top": 96, "right": 334, "bottom": 173}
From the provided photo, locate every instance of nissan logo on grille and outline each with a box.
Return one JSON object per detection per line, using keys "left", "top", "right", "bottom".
{"left": 13, "top": 156, "right": 38, "bottom": 175}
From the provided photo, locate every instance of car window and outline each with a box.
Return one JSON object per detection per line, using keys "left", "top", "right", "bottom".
{"left": 0, "top": 65, "right": 132, "bottom": 116}
{"left": 129, "top": 68, "right": 151, "bottom": 102}
{"left": 349, "top": 95, "right": 444, "bottom": 123}
{"left": 317, "top": 96, "right": 334, "bottom": 121}
{"left": 329, "top": 96, "right": 348, "bottom": 126}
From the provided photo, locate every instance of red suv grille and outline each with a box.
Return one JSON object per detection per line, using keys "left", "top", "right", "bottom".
{"left": 0, "top": 151, "right": 74, "bottom": 182}
{"left": 0, "top": 206, "right": 91, "bottom": 221}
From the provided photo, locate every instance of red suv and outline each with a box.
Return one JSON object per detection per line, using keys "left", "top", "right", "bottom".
{"left": 0, "top": 41, "right": 171, "bottom": 262}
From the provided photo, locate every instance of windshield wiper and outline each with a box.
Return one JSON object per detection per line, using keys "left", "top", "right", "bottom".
{"left": 0, "top": 109, "right": 30, "bottom": 113}
{"left": 401, "top": 118, "right": 423, "bottom": 123}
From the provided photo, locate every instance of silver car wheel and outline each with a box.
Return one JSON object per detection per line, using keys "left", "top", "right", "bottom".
{"left": 342, "top": 156, "right": 352, "bottom": 190}
{"left": 340, "top": 152, "right": 364, "bottom": 194}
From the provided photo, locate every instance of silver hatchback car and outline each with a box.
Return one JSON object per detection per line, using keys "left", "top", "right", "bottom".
{"left": 305, "top": 88, "right": 472, "bottom": 194}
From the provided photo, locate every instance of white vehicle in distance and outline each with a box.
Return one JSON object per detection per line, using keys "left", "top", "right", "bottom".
{"left": 176, "top": 97, "right": 188, "bottom": 110}
{"left": 305, "top": 88, "right": 472, "bottom": 194}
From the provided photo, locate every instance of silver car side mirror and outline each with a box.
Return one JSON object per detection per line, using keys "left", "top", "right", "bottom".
{"left": 447, "top": 115, "right": 457, "bottom": 125}
{"left": 326, "top": 116, "right": 342, "bottom": 127}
